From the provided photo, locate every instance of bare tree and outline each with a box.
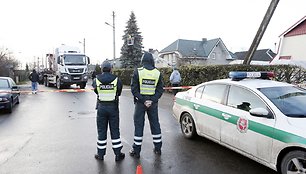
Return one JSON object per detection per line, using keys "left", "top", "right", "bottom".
{"left": 0, "top": 49, "right": 20, "bottom": 76}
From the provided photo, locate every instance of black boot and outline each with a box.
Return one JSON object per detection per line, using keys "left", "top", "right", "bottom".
{"left": 129, "top": 149, "right": 140, "bottom": 158}
{"left": 153, "top": 148, "right": 161, "bottom": 155}
{"left": 94, "top": 154, "right": 104, "bottom": 161}
{"left": 115, "top": 152, "right": 125, "bottom": 161}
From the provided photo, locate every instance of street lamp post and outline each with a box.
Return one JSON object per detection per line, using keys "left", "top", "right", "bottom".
{"left": 105, "top": 11, "right": 116, "bottom": 61}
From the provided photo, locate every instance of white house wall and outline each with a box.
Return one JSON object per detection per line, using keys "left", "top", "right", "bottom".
{"left": 280, "top": 35, "right": 306, "bottom": 60}
{"left": 206, "top": 43, "right": 231, "bottom": 65}
{"left": 156, "top": 53, "right": 177, "bottom": 68}
{"left": 163, "top": 53, "right": 177, "bottom": 66}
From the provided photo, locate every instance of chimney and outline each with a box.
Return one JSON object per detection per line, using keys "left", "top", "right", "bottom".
{"left": 148, "top": 48, "right": 154, "bottom": 53}
{"left": 202, "top": 38, "right": 207, "bottom": 42}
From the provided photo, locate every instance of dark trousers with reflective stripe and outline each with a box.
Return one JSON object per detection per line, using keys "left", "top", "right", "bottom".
{"left": 132, "top": 102, "right": 162, "bottom": 154}
{"left": 96, "top": 103, "right": 122, "bottom": 156}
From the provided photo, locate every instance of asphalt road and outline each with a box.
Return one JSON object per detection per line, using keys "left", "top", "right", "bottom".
{"left": 0, "top": 82, "right": 277, "bottom": 174}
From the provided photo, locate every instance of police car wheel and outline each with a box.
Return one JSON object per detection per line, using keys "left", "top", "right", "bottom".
{"left": 280, "top": 150, "right": 306, "bottom": 174}
{"left": 180, "top": 113, "right": 197, "bottom": 139}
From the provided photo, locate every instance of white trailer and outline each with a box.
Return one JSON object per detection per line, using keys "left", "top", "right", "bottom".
{"left": 43, "top": 45, "right": 90, "bottom": 89}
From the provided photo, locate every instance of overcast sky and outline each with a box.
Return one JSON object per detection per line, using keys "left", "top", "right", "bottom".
{"left": 0, "top": 0, "right": 305, "bottom": 66}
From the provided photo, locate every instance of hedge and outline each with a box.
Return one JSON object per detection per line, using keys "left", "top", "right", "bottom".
{"left": 113, "top": 64, "right": 306, "bottom": 87}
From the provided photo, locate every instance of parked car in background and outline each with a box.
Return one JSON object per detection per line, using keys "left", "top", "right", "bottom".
{"left": 0, "top": 77, "right": 20, "bottom": 113}
{"left": 173, "top": 71, "right": 306, "bottom": 174}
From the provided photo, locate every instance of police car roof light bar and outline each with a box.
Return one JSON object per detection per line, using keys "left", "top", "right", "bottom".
{"left": 229, "top": 71, "right": 274, "bottom": 81}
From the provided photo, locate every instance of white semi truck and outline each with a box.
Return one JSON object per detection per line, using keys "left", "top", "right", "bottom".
{"left": 43, "top": 45, "right": 90, "bottom": 89}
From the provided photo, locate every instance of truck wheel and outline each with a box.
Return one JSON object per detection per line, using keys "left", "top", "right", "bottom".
{"left": 44, "top": 77, "right": 48, "bottom": 87}
{"left": 80, "top": 83, "right": 86, "bottom": 89}
{"left": 47, "top": 80, "right": 51, "bottom": 87}
{"left": 56, "top": 78, "right": 62, "bottom": 89}
{"left": 45, "top": 77, "right": 52, "bottom": 87}
{"left": 280, "top": 150, "right": 306, "bottom": 174}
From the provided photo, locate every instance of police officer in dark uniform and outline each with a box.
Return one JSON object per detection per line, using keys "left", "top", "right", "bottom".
{"left": 129, "top": 52, "right": 164, "bottom": 158}
{"left": 92, "top": 60, "right": 125, "bottom": 162}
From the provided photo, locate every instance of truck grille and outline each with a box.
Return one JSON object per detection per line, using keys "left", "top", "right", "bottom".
{"left": 68, "top": 68, "right": 84, "bottom": 73}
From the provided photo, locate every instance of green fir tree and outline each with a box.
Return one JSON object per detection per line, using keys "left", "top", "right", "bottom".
{"left": 120, "top": 11, "right": 143, "bottom": 68}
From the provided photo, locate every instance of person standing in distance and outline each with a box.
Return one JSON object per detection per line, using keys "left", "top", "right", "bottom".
{"left": 129, "top": 52, "right": 164, "bottom": 158}
{"left": 169, "top": 67, "right": 181, "bottom": 96}
{"left": 28, "top": 69, "right": 39, "bottom": 94}
{"left": 92, "top": 60, "right": 125, "bottom": 162}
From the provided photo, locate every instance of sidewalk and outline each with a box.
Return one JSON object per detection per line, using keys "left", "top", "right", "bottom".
{"left": 18, "top": 81, "right": 31, "bottom": 91}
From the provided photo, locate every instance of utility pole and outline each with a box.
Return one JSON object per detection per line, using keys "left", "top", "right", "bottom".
{"left": 112, "top": 11, "right": 115, "bottom": 60}
{"left": 79, "top": 38, "right": 86, "bottom": 54}
{"left": 105, "top": 11, "right": 116, "bottom": 60}
{"left": 243, "top": 0, "right": 280, "bottom": 65}
{"left": 83, "top": 38, "right": 86, "bottom": 54}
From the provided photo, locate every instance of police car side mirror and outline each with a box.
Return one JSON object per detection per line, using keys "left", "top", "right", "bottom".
{"left": 249, "top": 108, "right": 271, "bottom": 118}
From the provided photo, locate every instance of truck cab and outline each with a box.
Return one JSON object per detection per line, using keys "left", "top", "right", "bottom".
{"left": 44, "top": 45, "right": 90, "bottom": 89}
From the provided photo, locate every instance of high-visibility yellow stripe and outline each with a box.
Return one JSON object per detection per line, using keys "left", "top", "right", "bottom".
{"left": 138, "top": 68, "right": 160, "bottom": 95}
{"left": 96, "top": 77, "right": 118, "bottom": 101}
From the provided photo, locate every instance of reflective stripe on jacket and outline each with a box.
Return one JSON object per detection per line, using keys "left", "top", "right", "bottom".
{"left": 138, "top": 67, "right": 160, "bottom": 95}
{"left": 96, "top": 77, "right": 118, "bottom": 101}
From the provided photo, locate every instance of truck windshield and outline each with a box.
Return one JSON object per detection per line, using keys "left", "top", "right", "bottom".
{"left": 64, "top": 55, "right": 86, "bottom": 65}
{"left": 258, "top": 86, "right": 306, "bottom": 118}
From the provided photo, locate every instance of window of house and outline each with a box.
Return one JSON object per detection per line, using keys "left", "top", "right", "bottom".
{"left": 211, "top": 52, "right": 216, "bottom": 59}
{"left": 172, "top": 54, "right": 176, "bottom": 64}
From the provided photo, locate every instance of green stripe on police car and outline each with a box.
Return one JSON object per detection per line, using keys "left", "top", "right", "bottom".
{"left": 176, "top": 98, "right": 306, "bottom": 145}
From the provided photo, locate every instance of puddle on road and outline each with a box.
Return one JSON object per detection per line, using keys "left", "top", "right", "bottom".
{"left": 68, "top": 110, "right": 96, "bottom": 120}
{"left": 77, "top": 111, "right": 95, "bottom": 115}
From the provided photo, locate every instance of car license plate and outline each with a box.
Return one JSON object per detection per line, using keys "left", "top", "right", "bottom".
{"left": 73, "top": 77, "right": 80, "bottom": 80}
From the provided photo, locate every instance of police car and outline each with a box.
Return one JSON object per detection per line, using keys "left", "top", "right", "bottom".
{"left": 172, "top": 71, "right": 306, "bottom": 174}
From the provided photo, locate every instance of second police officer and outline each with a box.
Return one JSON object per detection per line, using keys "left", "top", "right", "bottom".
{"left": 93, "top": 60, "right": 125, "bottom": 162}
{"left": 129, "top": 52, "right": 164, "bottom": 158}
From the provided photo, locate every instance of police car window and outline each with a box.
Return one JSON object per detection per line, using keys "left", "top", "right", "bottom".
{"left": 195, "top": 86, "right": 204, "bottom": 99}
{"left": 202, "top": 84, "right": 227, "bottom": 103}
{"left": 259, "top": 86, "right": 306, "bottom": 118}
{"left": 227, "top": 86, "right": 268, "bottom": 112}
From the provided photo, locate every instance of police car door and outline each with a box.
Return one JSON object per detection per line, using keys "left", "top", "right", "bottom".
{"left": 193, "top": 84, "right": 228, "bottom": 141}
{"left": 221, "top": 85, "right": 275, "bottom": 162}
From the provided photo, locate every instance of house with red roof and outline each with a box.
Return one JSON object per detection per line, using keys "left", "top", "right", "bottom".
{"left": 271, "top": 15, "right": 306, "bottom": 65}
